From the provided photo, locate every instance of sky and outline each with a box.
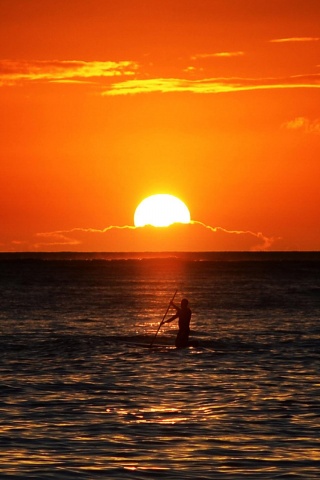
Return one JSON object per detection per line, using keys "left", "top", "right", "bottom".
{"left": 1, "top": 0, "right": 319, "bottom": 252}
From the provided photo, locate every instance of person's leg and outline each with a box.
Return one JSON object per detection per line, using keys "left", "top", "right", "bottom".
{"left": 175, "top": 332, "right": 189, "bottom": 349}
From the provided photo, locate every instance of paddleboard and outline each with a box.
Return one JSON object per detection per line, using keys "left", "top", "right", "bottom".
{"left": 126, "top": 342, "right": 215, "bottom": 353}
{"left": 126, "top": 342, "right": 176, "bottom": 350}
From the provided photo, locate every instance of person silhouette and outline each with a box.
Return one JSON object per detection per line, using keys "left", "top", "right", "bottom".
{"left": 164, "top": 298, "right": 192, "bottom": 348}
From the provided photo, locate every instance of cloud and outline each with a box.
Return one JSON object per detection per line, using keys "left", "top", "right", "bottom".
{"left": 270, "top": 37, "right": 320, "bottom": 43}
{"left": 0, "top": 59, "right": 139, "bottom": 86}
{"left": 190, "top": 221, "right": 278, "bottom": 251}
{"left": 33, "top": 221, "right": 279, "bottom": 252}
{"left": 34, "top": 232, "right": 83, "bottom": 248}
{"left": 102, "top": 73, "right": 320, "bottom": 96}
{"left": 283, "top": 116, "right": 320, "bottom": 134}
{"left": 35, "top": 225, "right": 137, "bottom": 248}
{"left": 191, "top": 52, "right": 245, "bottom": 59}
{"left": 2, "top": 59, "right": 320, "bottom": 97}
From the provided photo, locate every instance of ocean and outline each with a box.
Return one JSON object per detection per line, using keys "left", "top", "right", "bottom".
{"left": 0, "top": 252, "right": 319, "bottom": 479}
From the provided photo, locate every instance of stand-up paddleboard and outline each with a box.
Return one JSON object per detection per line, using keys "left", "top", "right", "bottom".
{"left": 126, "top": 341, "right": 176, "bottom": 350}
{"left": 125, "top": 340, "right": 215, "bottom": 353}
{"left": 136, "top": 344, "right": 177, "bottom": 352}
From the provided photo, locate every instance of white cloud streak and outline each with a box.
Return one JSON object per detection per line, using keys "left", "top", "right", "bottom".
{"left": 102, "top": 73, "right": 320, "bottom": 96}
{"left": 35, "top": 221, "right": 278, "bottom": 251}
{"left": 191, "top": 52, "right": 245, "bottom": 59}
{"left": 0, "top": 60, "right": 138, "bottom": 86}
{"left": 282, "top": 116, "right": 320, "bottom": 134}
{"left": 2, "top": 59, "right": 320, "bottom": 98}
{"left": 270, "top": 37, "right": 320, "bottom": 43}
{"left": 190, "top": 221, "right": 277, "bottom": 251}
{"left": 36, "top": 225, "right": 137, "bottom": 246}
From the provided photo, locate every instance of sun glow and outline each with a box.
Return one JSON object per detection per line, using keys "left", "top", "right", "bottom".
{"left": 134, "top": 194, "right": 191, "bottom": 227}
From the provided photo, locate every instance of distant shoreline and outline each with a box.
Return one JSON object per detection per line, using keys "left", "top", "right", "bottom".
{"left": 0, "top": 251, "right": 319, "bottom": 262}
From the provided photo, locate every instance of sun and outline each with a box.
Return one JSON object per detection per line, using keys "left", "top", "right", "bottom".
{"left": 134, "top": 194, "right": 191, "bottom": 227}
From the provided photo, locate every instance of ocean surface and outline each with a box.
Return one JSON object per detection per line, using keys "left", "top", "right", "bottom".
{"left": 0, "top": 251, "right": 319, "bottom": 479}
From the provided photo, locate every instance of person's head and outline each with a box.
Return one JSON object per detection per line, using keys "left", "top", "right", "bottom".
{"left": 181, "top": 298, "right": 189, "bottom": 308}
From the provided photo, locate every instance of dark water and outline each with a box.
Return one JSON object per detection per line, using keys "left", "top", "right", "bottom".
{"left": 0, "top": 252, "right": 319, "bottom": 479}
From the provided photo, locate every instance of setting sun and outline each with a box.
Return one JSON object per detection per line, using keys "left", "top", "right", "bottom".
{"left": 134, "top": 194, "right": 191, "bottom": 227}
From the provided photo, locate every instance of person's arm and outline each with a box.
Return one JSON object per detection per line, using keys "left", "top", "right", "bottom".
{"left": 164, "top": 313, "right": 178, "bottom": 323}
{"left": 170, "top": 301, "right": 179, "bottom": 310}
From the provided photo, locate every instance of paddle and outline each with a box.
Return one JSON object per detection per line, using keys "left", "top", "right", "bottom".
{"left": 150, "top": 290, "right": 178, "bottom": 348}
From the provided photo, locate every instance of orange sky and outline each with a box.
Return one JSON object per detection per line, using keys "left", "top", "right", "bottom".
{"left": 1, "top": 0, "right": 319, "bottom": 252}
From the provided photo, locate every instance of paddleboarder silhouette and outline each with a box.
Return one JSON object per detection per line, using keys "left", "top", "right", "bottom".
{"left": 164, "top": 298, "right": 192, "bottom": 348}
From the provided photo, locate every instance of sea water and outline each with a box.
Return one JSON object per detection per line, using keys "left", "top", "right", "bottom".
{"left": 0, "top": 252, "right": 319, "bottom": 479}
